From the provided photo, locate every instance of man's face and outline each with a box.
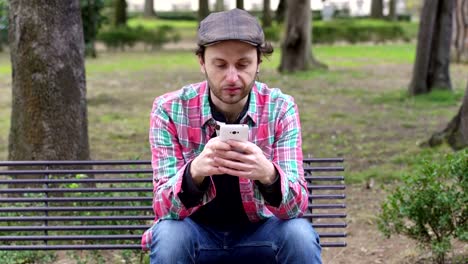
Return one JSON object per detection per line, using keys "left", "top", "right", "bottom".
{"left": 200, "top": 40, "right": 259, "bottom": 109}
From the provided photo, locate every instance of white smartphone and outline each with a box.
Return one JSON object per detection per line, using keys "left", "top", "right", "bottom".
{"left": 219, "top": 124, "right": 249, "bottom": 142}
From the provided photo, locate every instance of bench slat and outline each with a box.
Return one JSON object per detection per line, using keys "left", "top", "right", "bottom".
{"left": 0, "top": 225, "right": 150, "bottom": 231}
{"left": 0, "top": 206, "right": 153, "bottom": 212}
{"left": 1, "top": 235, "right": 142, "bottom": 241}
{"left": 0, "top": 187, "right": 153, "bottom": 193}
{"left": 0, "top": 197, "right": 152, "bottom": 203}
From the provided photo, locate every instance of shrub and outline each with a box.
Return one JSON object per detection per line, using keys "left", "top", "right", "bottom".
{"left": 97, "top": 26, "right": 139, "bottom": 50}
{"left": 313, "top": 19, "right": 412, "bottom": 44}
{"left": 153, "top": 11, "right": 197, "bottom": 21}
{"left": 264, "top": 24, "right": 281, "bottom": 42}
{"left": 97, "top": 25, "right": 180, "bottom": 51}
{"left": 139, "top": 25, "right": 180, "bottom": 50}
{"left": 378, "top": 150, "right": 467, "bottom": 263}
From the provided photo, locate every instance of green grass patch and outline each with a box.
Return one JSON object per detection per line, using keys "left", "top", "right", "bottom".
{"left": 372, "top": 88, "right": 465, "bottom": 108}
{"left": 85, "top": 51, "right": 199, "bottom": 74}
{"left": 314, "top": 43, "right": 415, "bottom": 64}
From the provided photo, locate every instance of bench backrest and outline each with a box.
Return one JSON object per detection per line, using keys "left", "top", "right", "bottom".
{"left": 0, "top": 158, "right": 346, "bottom": 250}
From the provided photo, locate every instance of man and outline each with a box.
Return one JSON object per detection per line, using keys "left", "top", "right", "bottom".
{"left": 141, "top": 8, "right": 322, "bottom": 264}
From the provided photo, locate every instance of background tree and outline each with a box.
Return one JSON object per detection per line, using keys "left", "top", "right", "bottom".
{"left": 276, "top": 0, "right": 287, "bottom": 24}
{"left": 279, "top": 0, "right": 326, "bottom": 72}
{"left": 0, "top": 0, "right": 8, "bottom": 52}
{"left": 453, "top": 0, "right": 468, "bottom": 63}
{"left": 236, "top": 0, "right": 244, "bottom": 10}
{"left": 409, "top": 0, "right": 454, "bottom": 95}
{"left": 389, "top": 0, "right": 397, "bottom": 20}
{"left": 263, "top": 0, "right": 272, "bottom": 27}
{"left": 80, "top": 0, "right": 105, "bottom": 58}
{"left": 425, "top": 81, "right": 468, "bottom": 150}
{"left": 144, "top": 0, "right": 156, "bottom": 17}
{"left": 199, "top": 0, "right": 210, "bottom": 22}
{"left": 114, "top": 0, "right": 127, "bottom": 26}
{"left": 215, "top": 0, "right": 224, "bottom": 11}
{"left": 8, "top": 0, "right": 90, "bottom": 161}
{"left": 370, "top": 0, "right": 384, "bottom": 18}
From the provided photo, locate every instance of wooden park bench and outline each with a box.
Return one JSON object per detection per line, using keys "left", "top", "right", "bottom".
{"left": 0, "top": 158, "right": 346, "bottom": 250}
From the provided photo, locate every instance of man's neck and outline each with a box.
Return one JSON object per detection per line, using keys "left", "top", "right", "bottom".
{"left": 210, "top": 93, "right": 248, "bottom": 124}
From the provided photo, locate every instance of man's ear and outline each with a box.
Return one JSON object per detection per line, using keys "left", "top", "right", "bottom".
{"left": 198, "top": 56, "right": 206, "bottom": 74}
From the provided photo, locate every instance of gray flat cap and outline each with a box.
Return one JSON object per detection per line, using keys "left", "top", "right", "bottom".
{"left": 197, "top": 8, "right": 265, "bottom": 47}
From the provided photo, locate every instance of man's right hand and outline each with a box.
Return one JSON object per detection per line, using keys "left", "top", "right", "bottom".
{"left": 190, "top": 137, "right": 232, "bottom": 186}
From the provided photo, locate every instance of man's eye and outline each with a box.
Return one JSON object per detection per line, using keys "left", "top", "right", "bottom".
{"left": 215, "top": 64, "right": 226, "bottom": 68}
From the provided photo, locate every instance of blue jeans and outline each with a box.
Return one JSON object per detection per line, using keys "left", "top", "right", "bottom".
{"left": 149, "top": 217, "right": 322, "bottom": 264}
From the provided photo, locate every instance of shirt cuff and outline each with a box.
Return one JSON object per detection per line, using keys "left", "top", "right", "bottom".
{"left": 255, "top": 170, "right": 282, "bottom": 207}
{"left": 178, "top": 161, "right": 210, "bottom": 208}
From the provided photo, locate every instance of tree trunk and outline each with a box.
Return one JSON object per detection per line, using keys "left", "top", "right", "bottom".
{"left": 8, "top": 0, "right": 90, "bottom": 162}
{"left": 236, "top": 0, "right": 244, "bottom": 10}
{"left": 371, "top": 0, "right": 384, "bottom": 19}
{"left": 389, "top": 0, "right": 397, "bottom": 21}
{"left": 144, "top": 0, "right": 156, "bottom": 17}
{"left": 114, "top": 0, "right": 127, "bottom": 26}
{"left": 424, "top": 81, "right": 468, "bottom": 150}
{"left": 82, "top": 0, "right": 98, "bottom": 58}
{"left": 276, "top": 0, "right": 287, "bottom": 24}
{"left": 215, "top": 0, "right": 224, "bottom": 12}
{"left": 409, "top": 0, "right": 454, "bottom": 95}
{"left": 279, "top": 0, "right": 326, "bottom": 72}
{"left": 452, "top": 0, "right": 468, "bottom": 63}
{"left": 199, "top": 0, "right": 209, "bottom": 22}
{"left": 263, "top": 0, "right": 272, "bottom": 28}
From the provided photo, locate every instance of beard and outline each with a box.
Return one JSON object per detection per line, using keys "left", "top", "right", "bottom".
{"left": 205, "top": 72, "right": 256, "bottom": 106}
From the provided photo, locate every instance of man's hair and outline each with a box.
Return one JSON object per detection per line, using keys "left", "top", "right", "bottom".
{"left": 195, "top": 42, "right": 274, "bottom": 64}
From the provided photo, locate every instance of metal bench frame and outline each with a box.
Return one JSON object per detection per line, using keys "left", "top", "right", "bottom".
{"left": 0, "top": 158, "right": 346, "bottom": 250}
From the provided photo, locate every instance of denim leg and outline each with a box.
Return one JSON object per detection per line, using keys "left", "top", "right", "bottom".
{"left": 149, "top": 218, "right": 229, "bottom": 264}
{"left": 234, "top": 217, "right": 322, "bottom": 264}
{"left": 149, "top": 218, "right": 200, "bottom": 264}
{"left": 149, "top": 217, "right": 321, "bottom": 264}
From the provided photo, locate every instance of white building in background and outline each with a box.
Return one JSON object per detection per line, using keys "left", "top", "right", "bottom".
{"left": 126, "top": 0, "right": 406, "bottom": 16}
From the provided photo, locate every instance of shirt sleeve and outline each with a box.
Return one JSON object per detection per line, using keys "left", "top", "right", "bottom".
{"left": 149, "top": 101, "right": 215, "bottom": 221}
{"left": 266, "top": 100, "right": 309, "bottom": 219}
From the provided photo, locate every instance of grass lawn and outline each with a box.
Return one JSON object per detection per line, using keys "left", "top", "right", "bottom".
{"left": 1, "top": 43, "right": 466, "bottom": 184}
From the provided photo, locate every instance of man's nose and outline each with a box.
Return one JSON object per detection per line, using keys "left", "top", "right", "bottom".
{"left": 225, "top": 66, "right": 239, "bottom": 83}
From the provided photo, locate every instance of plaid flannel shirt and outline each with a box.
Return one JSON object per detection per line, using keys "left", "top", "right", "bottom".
{"left": 141, "top": 81, "right": 308, "bottom": 250}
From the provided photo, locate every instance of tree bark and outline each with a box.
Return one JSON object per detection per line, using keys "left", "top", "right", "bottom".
{"left": 199, "top": 0, "right": 209, "bottom": 22}
{"left": 144, "top": 0, "right": 156, "bottom": 17}
{"left": 263, "top": 0, "right": 272, "bottom": 27}
{"left": 389, "top": 0, "right": 397, "bottom": 21}
{"left": 215, "top": 0, "right": 224, "bottom": 12}
{"left": 279, "top": 0, "right": 326, "bottom": 72}
{"left": 114, "top": 0, "right": 127, "bottom": 26}
{"left": 453, "top": 0, "right": 468, "bottom": 63}
{"left": 236, "top": 0, "right": 244, "bottom": 10}
{"left": 425, "top": 81, "right": 468, "bottom": 150}
{"left": 409, "top": 0, "right": 454, "bottom": 95}
{"left": 276, "top": 0, "right": 287, "bottom": 24}
{"left": 81, "top": 0, "right": 98, "bottom": 58}
{"left": 371, "top": 0, "right": 384, "bottom": 19}
{"left": 8, "top": 0, "right": 90, "bottom": 162}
